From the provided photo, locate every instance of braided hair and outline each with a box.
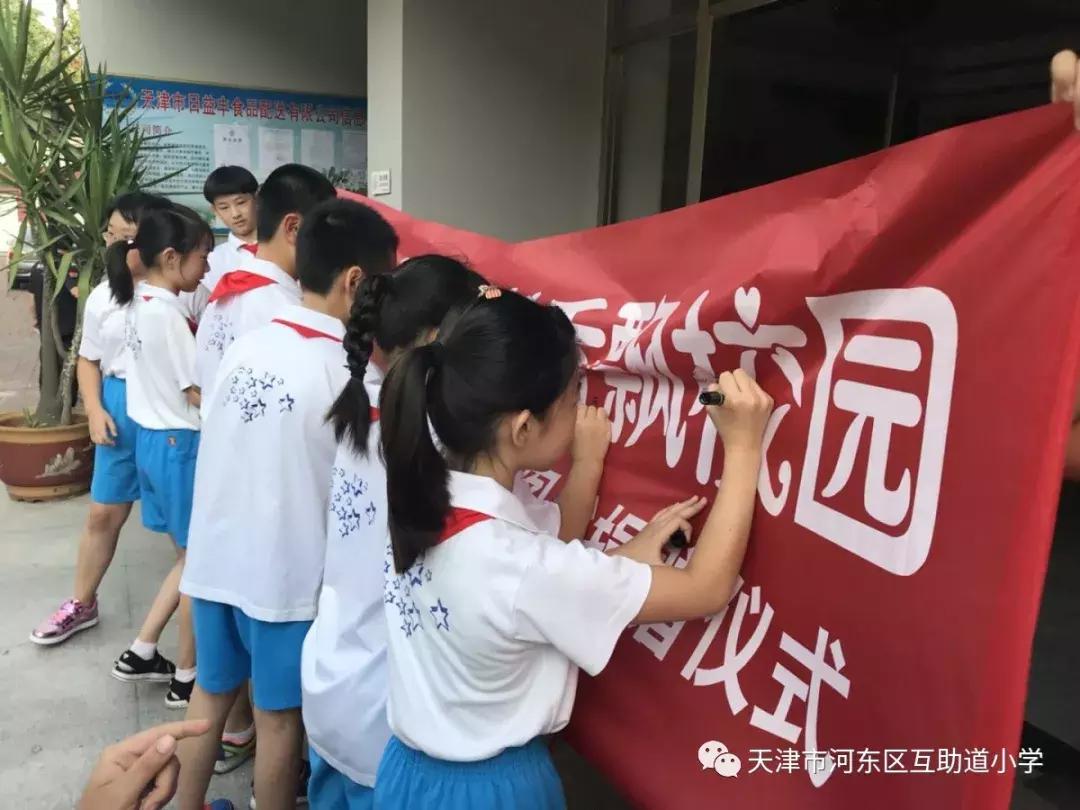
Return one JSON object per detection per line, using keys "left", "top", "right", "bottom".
{"left": 328, "top": 254, "right": 488, "bottom": 455}
{"left": 332, "top": 273, "right": 392, "bottom": 449}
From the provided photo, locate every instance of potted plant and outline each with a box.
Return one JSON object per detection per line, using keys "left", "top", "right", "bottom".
{"left": 0, "top": 1, "right": 152, "bottom": 500}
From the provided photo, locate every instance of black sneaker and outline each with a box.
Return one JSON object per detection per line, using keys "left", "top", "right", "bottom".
{"left": 111, "top": 649, "right": 175, "bottom": 683}
{"left": 165, "top": 677, "right": 195, "bottom": 709}
{"left": 249, "top": 757, "right": 310, "bottom": 808}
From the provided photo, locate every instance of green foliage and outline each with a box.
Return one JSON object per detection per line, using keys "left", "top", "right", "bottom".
{"left": 0, "top": 0, "right": 80, "bottom": 73}
{"left": 0, "top": 0, "right": 151, "bottom": 425}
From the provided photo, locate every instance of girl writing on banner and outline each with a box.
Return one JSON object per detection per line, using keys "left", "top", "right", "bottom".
{"left": 370, "top": 288, "right": 772, "bottom": 809}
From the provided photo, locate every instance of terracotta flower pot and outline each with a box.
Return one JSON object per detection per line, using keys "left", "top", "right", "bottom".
{"left": 0, "top": 412, "right": 94, "bottom": 501}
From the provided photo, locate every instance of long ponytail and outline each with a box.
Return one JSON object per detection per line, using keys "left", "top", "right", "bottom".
{"left": 105, "top": 240, "right": 136, "bottom": 305}
{"left": 380, "top": 290, "right": 578, "bottom": 574}
{"left": 380, "top": 342, "right": 451, "bottom": 573}
{"left": 330, "top": 273, "right": 392, "bottom": 452}
{"left": 105, "top": 207, "right": 211, "bottom": 306}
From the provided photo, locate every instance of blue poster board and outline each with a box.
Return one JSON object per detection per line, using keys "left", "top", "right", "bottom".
{"left": 105, "top": 75, "right": 367, "bottom": 222}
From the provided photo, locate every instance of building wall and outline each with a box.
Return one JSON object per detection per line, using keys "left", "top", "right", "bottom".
{"left": 81, "top": 0, "right": 366, "bottom": 97}
{"left": 367, "top": 0, "right": 608, "bottom": 241}
{"left": 366, "top": 0, "right": 405, "bottom": 210}
{"left": 82, "top": 0, "right": 608, "bottom": 242}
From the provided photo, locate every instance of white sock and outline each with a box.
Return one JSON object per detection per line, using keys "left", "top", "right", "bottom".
{"left": 129, "top": 639, "right": 157, "bottom": 661}
{"left": 174, "top": 667, "right": 197, "bottom": 683}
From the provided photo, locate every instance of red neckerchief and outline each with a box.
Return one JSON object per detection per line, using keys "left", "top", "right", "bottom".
{"left": 438, "top": 507, "right": 493, "bottom": 543}
{"left": 240, "top": 243, "right": 258, "bottom": 256}
{"left": 208, "top": 270, "right": 276, "bottom": 304}
{"left": 271, "top": 318, "right": 343, "bottom": 343}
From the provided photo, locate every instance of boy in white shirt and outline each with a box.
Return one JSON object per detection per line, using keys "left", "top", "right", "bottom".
{"left": 194, "top": 163, "right": 335, "bottom": 414}
{"left": 202, "top": 165, "right": 258, "bottom": 293}
{"left": 180, "top": 166, "right": 259, "bottom": 324}
{"left": 176, "top": 199, "right": 398, "bottom": 810}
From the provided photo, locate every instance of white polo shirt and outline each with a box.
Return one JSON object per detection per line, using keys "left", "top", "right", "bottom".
{"left": 180, "top": 283, "right": 210, "bottom": 325}
{"left": 204, "top": 231, "right": 255, "bottom": 293}
{"left": 194, "top": 249, "right": 300, "bottom": 415}
{"left": 385, "top": 471, "right": 652, "bottom": 762}
{"left": 79, "top": 281, "right": 130, "bottom": 379}
{"left": 182, "top": 305, "right": 349, "bottom": 622}
{"left": 124, "top": 282, "right": 200, "bottom": 431}
{"left": 302, "top": 366, "right": 391, "bottom": 786}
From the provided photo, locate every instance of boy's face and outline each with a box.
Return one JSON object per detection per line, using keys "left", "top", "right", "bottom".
{"left": 212, "top": 194, "right": 256, "bottom": 239}
{"left": 103, "top": 211, "right": 137, "bottom": 247}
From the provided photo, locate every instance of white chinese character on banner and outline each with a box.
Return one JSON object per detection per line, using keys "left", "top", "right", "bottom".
{"left": 587, "top": 503, "right": 646, "bottom": 553}
{"left": 517, "top": 470, "right": 562, "bottom": 500}
{"left": 750, "top": 627, "right": 850, "bottom": 787}
{"left": 713, "top": 286, "right": 808, "bottom": 392}
{"left": 714, "top": 287, "right": 807, "bottom": 513}
{"left": 682, "top": 287, "right": 807, "bottom": 513}
{"left": 681, "top": 583, "right": 772, "bottom": 717}
{"left": 794, "top": 288, "right": 957, "bottom": 575}
{"left": 672, "top": 291, "right": 721, "bottom": 485}
{"left": 553, "top": 297, "right": 608, "bottom": 366}
{"left": 596, "top": 300, "right": 689, "bottom": 467}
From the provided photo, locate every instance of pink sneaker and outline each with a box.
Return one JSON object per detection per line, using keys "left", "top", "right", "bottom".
{"left": 29, "top": 598, "right": 99, "bottom": 646}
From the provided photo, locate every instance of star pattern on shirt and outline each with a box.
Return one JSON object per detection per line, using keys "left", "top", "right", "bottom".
{"left": 223, "top": 366, "right": 288, "bottom": 423}
{"left": 430, "top": 599, "right": 451, "bottom": 632}
{"left": 123, "top": 313, "right": 142, "bottom": 359}
{"left": 384, "top": 545, "right": 451, "bottom": 639}
{"left": 329, "top": 467, "right": 375, "bottom": 539}
{"left": 204, "top": 312, "right": 233, "bottom": 356}
{"left": 279, "top": 393, "right": 295, "bottom": 412}
{"left": 409, "top": 561, "right": 427, "bottom": 587}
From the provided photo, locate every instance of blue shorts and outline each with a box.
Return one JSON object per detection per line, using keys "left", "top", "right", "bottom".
{"left": 90, "top": 377, "right": 141, "bottom": 504}
{"left": 309, "top": 747, "right": 374, "bottom": 810}
{"left": 373, "top": 736, "right": 564, "bottom": 810}
{"left": 135, "top": 426, "right": 199, "bottom": 548}
{"left": 191, "top": 598, "right": 312, "bottom": 711}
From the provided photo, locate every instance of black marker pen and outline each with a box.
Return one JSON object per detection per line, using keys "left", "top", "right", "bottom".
{"left": 698, "top": 391, "right": 725, "bottom": 407}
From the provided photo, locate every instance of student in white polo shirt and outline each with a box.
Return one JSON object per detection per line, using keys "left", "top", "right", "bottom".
{"left": 372, "top": 289, "right": 773, "bottom": 809}
{"left": 105, "top": 206, "right": 213, "bottom": 712}
{"left": 29, "top": 192, "right": 171, "bottom": 648}
{"left": 202, "top": 165, "right": 259, "bottom": 293}
{"left": 194, "top": 163, "right": 335, "bottom": 415}
{"left": 177, "top": 166, "right": 259, "bottom": 325}
{"left": 300, "top": 254, "right": 487, "bottom": 809}
{"left": 175, "top": 199, "right": 398, "bottom": 810}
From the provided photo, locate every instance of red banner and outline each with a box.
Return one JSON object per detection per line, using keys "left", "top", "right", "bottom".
{"left": 342, "top": 105, "right": 1080, "bottom": 809}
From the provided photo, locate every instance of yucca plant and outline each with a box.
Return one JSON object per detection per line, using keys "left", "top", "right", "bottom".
{"left": 0, "top": 0, "right": 153, "bottom": 426}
